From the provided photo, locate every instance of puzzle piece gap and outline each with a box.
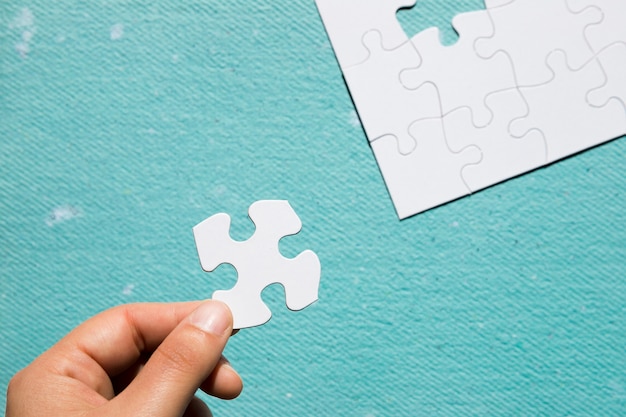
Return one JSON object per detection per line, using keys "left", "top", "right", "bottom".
{"left": 396, "top": 0, "right": 487, "bottom": 47}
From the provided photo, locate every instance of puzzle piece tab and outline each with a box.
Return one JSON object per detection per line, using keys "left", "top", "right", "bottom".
{"left": 371, "top": 117, "right": 481, "bottom": 219}
{"left": 344, "top": 30, "right": 441, "bottom": 154}
{"left": 315, "top": 0, "right": 416, "bottom": 69}
{"left": 193, "top": 200, "right": 321, "bottom": 329}
{"left": 568, "top": 0, "right": 626, "bottom": 52}
{"left": 587, "top": 41, "right": 626, "bottom": 110}
{"left": 400, "top": 10, "right": 516, "bottom": 127}
{"left": 475, "top": 0, "right": 601, "bottom": 86}
{"left": 444, "top": 88, "right": 547, "bottom": 192}
{"left": 510, "top": 52, "right": 626, "bottom": 163}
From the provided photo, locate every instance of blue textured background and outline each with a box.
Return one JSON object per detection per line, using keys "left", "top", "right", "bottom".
{"left": 2, "top": 1, "right": 626, "bottom": 415}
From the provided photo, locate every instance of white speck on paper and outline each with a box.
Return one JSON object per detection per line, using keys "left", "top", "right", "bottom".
{"left": 110, "top": 23, "right": 124, "bottom": 41}
{"left": 285, "top": 393, "right": 292, "bottom": 399}
{"left": 348, "top": 110, "right": 361, "bottom": 128}
{"left": 122, "top": 284, "right": 135, "bottom": 296}
{"left": 171, "top": 54, "right": 179, "bottom": 63}
{"left": 46, "top": 205, "right": 81, "bottom": 226}
{"left": 9, "top": 7, "right": 36, "bottom": 58}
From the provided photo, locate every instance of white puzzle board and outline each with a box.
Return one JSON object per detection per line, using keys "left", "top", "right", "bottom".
{"left": 315, "top": 0, "right": 626, "bottom": 219}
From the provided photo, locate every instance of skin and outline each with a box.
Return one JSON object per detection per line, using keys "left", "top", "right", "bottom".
{"left": 5, "top": 300, "right": 243, "bottom": 417}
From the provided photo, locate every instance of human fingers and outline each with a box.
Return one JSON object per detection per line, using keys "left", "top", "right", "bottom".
{"left": 199, "top": 355, "right": 243, "bottom": 400}
{"left": 51, "top": 301, "right": 203, "bottom": 379}
{"left": 111, "top": 354, "right": 243, "bottom": 400}
{"left": 39, "top": 300, "right": 203, "bottom": 401}
{"left": 7, "top": 300, "right": 205, "bottom": 414}
{"left": 104, "top": 300, "right": 237, "bottom": 417}
{"left": 182, "top": 396, "right": 213, "bottom": 417}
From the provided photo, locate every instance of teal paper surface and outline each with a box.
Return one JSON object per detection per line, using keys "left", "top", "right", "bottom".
{"left": 2, "top": 1, "right": 626, "bottom": 415}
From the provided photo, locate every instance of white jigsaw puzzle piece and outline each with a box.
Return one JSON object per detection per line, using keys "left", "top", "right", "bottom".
{"left": 400, "top": 10, "right": 516, "bottom": 127}
{"left": 315, "top": 0, "right": 416, "bottom": 69}
{"left": 476, "top": 0, "right": 601, "bottom": 86}
{"left": 444, "top": 88, "right": 547, "bottom": 192}
{"left": 193, "top": 200, "right": 321, "bottom": 329}
{"left": 344, "top": 30, "right": 441, "bottom": 154}
{"left": 568, "top": 0, "right": 626, "bottom": 52}
{"left": 587, "top": 41, "right": 626, "bottom": 110}
{"left": 371, "top": 117, "right": 481, "bottom": 219}
{"left": 510, "top": 52, "right": 626, "bottom": 163}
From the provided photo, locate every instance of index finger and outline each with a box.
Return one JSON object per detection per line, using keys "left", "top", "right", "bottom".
{"left": 48, "top": 301, "right": 203, "bottom": 377}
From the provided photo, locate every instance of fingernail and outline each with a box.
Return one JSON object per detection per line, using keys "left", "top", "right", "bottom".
{"left": 222, "top": 362, "right": 236, "bottom": 373}
{"left": 189, "top": 301, "right": 231, "bottom": 335}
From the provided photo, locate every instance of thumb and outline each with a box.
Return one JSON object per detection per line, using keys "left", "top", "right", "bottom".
{"left": 109, "top": 300, "right": 234, "bottom": 417}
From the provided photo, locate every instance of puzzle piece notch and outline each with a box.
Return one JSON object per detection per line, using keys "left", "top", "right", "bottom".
{"left": 444, "top": 88, "right": 547, "bottom": 192}
{"left": 371, "top": 117, "right": 481, "bottom": 219}
{"left": 567, "top": 0, "right": 626, "bottom": 52}
{"left": 475, "top": 0, "right": 602, "bottom": 86}
{"left": 315, "top": 0, "right": 416, "bottom": 70}
{"left": 193, "top": 200, "right": 321, "bottom": 329}
{"left": 587, "top": 41, "right": 626, "bottom": 111}
{"left": 344, "top": 30, "right": 441, "bottom": 154}
{"left": 510, "top": 51, "right": 626, "bottom": 163}
{"left": 400, "top": 10, "right": 516, "bottom": 127}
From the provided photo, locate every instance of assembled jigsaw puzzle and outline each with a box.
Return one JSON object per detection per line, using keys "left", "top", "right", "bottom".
{"left": 193, "top": 200, "right": 321, "bottom": 329}
{"left": 316, "top": 0, "right": 626, "bottom": 219}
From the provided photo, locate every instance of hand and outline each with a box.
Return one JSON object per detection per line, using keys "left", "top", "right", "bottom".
{"left": 6, "top": 300, "right": 243, "bottom": 417}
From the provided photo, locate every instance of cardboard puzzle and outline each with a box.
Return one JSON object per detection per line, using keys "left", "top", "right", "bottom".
{"left": 193, "top": 200, "right": 321, "bottom": 329}
{"left": 316, "top": 0, "right": 626, "bottom": 219}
